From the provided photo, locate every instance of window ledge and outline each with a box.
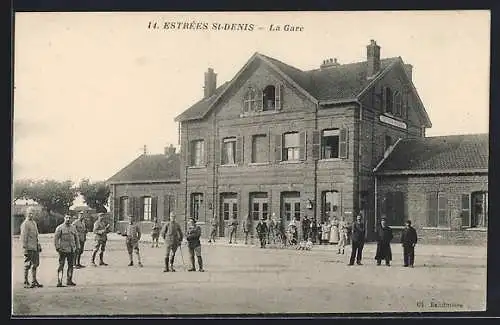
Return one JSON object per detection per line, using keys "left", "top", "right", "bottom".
{"left": 422, "top": 227, "right": 451, "bottom": 230}
{"left": 389, "top": 226, "right": 406, "bottom": 229}
{"left": 464, "top": 227, "right": 487, "bottom": 232}
{"left": 319, "top": 158, "right": 342, "bottom": 162}
{"left": 240, "top": 110, "right": 280, "bottom": 118}
{"left": 279, "top": 160, "right": 303, "bottom": 165}
{"left": 188, "top": 165, "right": 207, "bottom": 169}
{"left": 220, "top": 164, "right": 238, "bottom": 167}
{"left": 248, "top": 162, "right": 270, "bottom": 166}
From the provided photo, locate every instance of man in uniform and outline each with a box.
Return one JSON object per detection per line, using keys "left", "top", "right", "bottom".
{"left": 91, "top": 213, "right": 111, "bottom": 266}
{"left": 348, "top": 214, "right": 366, "bottom": 266}
{"left": 20, "top": 208, "right": 43, "bottom": 288}
{"left": 54, "top": 215, "right": 80, "bottom": 287}
{"left": 160, "top": 212, "right": 183, "bottom": 272}
{"left": 228, "top": 215, "right": 238, "bottom": 244}
{"left": 186, "top": 218, "right": 204, "bottom": 272}
{"left": 401, "top": 220, "right": 418, "bottom": 267}
{"left": 125, "top": 215, "right": 143, "bottom": 267}
{"left": 72, "top": 212, "right": 87, "bottom": 268}
{"left": 151, "top": 217, "right": 161, "bottom": 248}
{"left": 242, "top": 214, "right": 252, "bottom": 245}
{"left": 256, "top": 217, "right": 269, "bottom": 248}
{"left": 208, "top": 215, "right": 218, "bottom": 243}
{"left": 302, "top": 215, "right": 311, "bottom": 241}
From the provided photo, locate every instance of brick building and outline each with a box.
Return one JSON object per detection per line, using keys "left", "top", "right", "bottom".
{"left": 107, "top": 145, "right": 181, "bottom": 234}
{"left": 174, "top": 40, "right": 434, "bottom": 240}
{"left": 374, "top": 134, "right": 488, "bottom": 245}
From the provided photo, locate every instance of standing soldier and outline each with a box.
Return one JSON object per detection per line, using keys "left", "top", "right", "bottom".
{"left": 125, "top": 215, "right": 143, "bottom": 267}
{"left": 302, "top": 215, "right": 311, "bottom": 241}
{"left": 91, "top": 213, "right": 111, "bottom": 266}
{"left": 256, "top": 218, "right": 269, "bottom": 248}
{"left": 186, "top": 218, "right": 204, "bottom": 272}
{"left": 401, "top": 220, "right": 418, "bottom": 267}
{"left": 337, "top": 216, "right": 348, "bottom": 254}
{"left": 228, "top": 215, "right": 238, "bottom": 244}
{"left": 242, "top": 215, "right": 252, "bottom": 245}
{"left": 208, "top": 215, "right": 218, "bottom": 243}
{"left": 151, "top": 217, "right": 161, "bottom": 248}
{"left": 267, "top": 216, "right": 275, "bottom": 244}
{"left": 160, "top": 212, "right": 183, "bottom": 272}
{"left": 54, "top": 215, "right": 80, "bottom": 287}
{"left": 72, "top": 212, "right": 87, "bottom": 268}
{"left": 348, "top": 215, "right": 366, "bottom": 266}
{"left": 20, "top": 208, "right": 43, "bottom": 288}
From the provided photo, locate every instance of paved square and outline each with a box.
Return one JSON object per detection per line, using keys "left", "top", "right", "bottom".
{"left": 12, "top": 235, "right": 486, "bottom": 315}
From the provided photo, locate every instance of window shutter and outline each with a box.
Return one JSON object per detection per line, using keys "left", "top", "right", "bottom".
{"left": 217, "top": 139, "right": 223, "bottom": 165}
{"left": 312, "top": 130, "right": 320, "bottom": 160}
{"left": 113, "top": 197, "right": 120, "bottom": 222}
{"left": 275, "top": 84, "right": 283, "bottom": 110}
{"left": 257, "top": 90, "right": 264, "bottom": 111}
{"left": 382, "top": 87, "right": 387, "bottom": 112}
{"left": 439, "top": 194, "right": 448, "bottom": 227}
{"left": 426, "top": 192, "right": 438, "bottom": 227}
{"left": 236, "top": 136, "right": 243, "bottom": 164}
{"left": 461, "top": 194, "right": 470, "bottom": 228}
{"left": 402, "top": 93, "right": 408, "bottom": 119}
{"left": 339, "top": 128, "right": 348, "bottom": 159}
{"left": 151, "top": 196, "right": 158, "bottom": 220}
{"left": 299, "top": 131, "right": 306, "bottom": 161}
{"left": 136, "top": 197, "right": 143, "bottom": 221}
{"left": 128, "top": 197, "right": 135, "bottom": 219}
{"left": 203, "top": 140, "right": 208, "bottom": 166}
{"left": 186, "top": 140, "right": 191, "bottom": 166}
{"left": 163, "top": 195, "right": 170, "bottom": 221}
{"left": 275, "top": 134, "right": 282, "bottom": 162}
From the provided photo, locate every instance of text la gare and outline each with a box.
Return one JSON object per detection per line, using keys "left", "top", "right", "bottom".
{"left": 269, "top": 24, "right": 304, "bottom": 32}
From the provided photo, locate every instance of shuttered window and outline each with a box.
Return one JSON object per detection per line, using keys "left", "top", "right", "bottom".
{"left": 426, "top": 192, "right": 449, "bottom": 227}
{"left": 243, "top": 88, "right": 257, "bottom": 113}
{"left": 191, "top": 193, "right": 204, "bottom": 221}
{"left": 252, "top": 134, "right": 268, "bottom": 163}
{"left": 283, "top": 132, "right": 300, "bottom": 161}
{"left": 119, "top": 196, "right": 129, "bottom": 221}
{"left": 142, "top": 196, "right": 152, "bottom": 221}
{"left": 321, "top": 129, "right": 339, "bottom": 159}
{"left": 461, "top": 194, "right": 471, "bottom": 228}
{"left": 438, "top": 193, "right": 448, "bottom": 227}
{"left": 222, "top": 137, "right": 236, "bottom": 165}
{"left": 339, "top": 128, "right": 348, "bottom": 159}
{"left": 426, "top": 192, "right": 438, "bottom": 227}
{"left": 191, "top": 140, "right": 205, "bottom": 166}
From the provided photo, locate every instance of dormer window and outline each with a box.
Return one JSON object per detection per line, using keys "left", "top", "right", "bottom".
{"left": 243, "top": 88, "right": 257, "bottom": 113}
{"left": 262, "top": 85, "right": 276, "bottom": 111}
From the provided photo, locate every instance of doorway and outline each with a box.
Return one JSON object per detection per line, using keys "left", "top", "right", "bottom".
{"left": 220, "top": 193, "right": 238, "bottom": 237}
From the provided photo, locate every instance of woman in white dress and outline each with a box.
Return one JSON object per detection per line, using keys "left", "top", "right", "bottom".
{"left": 321, "top": 219, "right": 331, "bottom": 245}
{"left": 337, "top": 216, "right": 348, "bottom": 254}
{"left": 329, "top": 216, "right": 340, "bottom": 244}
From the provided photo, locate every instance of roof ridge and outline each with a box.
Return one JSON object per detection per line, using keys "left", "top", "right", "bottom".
{"left": 257, "top": 53, "right": 305, "bottom": 73}
{"left": 305, "top": 56, "right": 400, "bottom": 73}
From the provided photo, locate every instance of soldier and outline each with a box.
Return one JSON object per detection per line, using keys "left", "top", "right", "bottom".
{"left": 160, "top": 212, "right": 183, "bottom": 272}
{"left": 20, "top": 208, "right": 43, "bottom": 288}
{"left": 186, "top": 218, "right": 204, "bottom": 272}
{"left": 337, "top": 216, "right": 348, "bottom": 254}
{"left": 242, "top": 215, "right": 252, "bottom": 245}
{"left": 401, "top": 220, "right": 418, "bottom": 267}
{"left": 256, "top": 217, "right": 269, "bottom": 248}
{"left": 208, "top": 215, "right": 218, "bottom": 243}
{"left": 125, "top": 215, "right": 143, "bottom": 267}
{"left": 348, "top": 215, "right": 366, "bottom": 266}
{"left": 54, "top": 215, "right": 80, "bottom": 287}
{"left": 91, "top": 213, "right": 111, "bottom": 266}
{"left": 228, "top": 215, "right": 239, "bottom": 244}
{"left": 151, "top": 217, "right": 161, "bottom": 248}
{"left": 72, "top": 212, "right": 87, "bottom": 268}
{"left": 267, "top": 216, "right": 276, "bottom": 244}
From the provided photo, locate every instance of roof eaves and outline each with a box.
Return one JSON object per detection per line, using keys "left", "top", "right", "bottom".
{"left": 373, "top": 138, "right": 403, "bottom": 173}
{"left": 105, "top": 154, "right": 145, "bottom": 183}
{"left": 107, "top": 179, "right": 181, "bottom": 185}
{"left": 318, "top": 98, "right": 358, "bottom": 106}
{"left": 375, "top": 168, "right": 488, "bottom": 176}
{"left": 357, "top": 59, "right": 399, "bottom": 99}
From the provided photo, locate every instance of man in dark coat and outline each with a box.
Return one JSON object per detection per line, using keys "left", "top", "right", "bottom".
{"left": 256, "top": 218, "right": 269, "bottom": 248}
{"left": 375, "top": 218, "right": 393, "bottom": 266}
{"left": 310, "top": 218, "right": 318, "bottom": 244}
{"left": 160, "top": 212, "right": 183, "bottom": 272}
{"left": 400, "top": 220, "right": 418, "bottom": 267}
{"left": 348, "top": 215, "right": 366, "bottom": 266}
{"left": 228, "top": 215, "right": 239, "bottom": 244}
{"left": 186, "top": 218, "right": 204, "bottom": 272}
{"left": 301, "top": 216, "right": 311, "bottom": 241}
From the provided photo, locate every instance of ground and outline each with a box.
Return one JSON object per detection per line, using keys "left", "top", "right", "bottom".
{"left": 12, "top": 234, "right": 486, "bottom": 315}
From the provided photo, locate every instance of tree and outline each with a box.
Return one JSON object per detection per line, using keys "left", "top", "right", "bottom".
{"left": 13, "top": 179, "right": 33, "bottom": 201}
{"left": 78, "top": 179, "right": 110, "bottom": 213}
{"left": 27, "top": 180, "right": 78, "bottom": 215}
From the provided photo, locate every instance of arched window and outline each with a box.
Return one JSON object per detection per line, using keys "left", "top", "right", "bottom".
{"left": 384, "top": 87, "right": 393, "bottom": 113}
{"left": 243, "top": 88, "right": 256, "bottom": 113}
{"left": 394, "top": 91, "right": 402, "bottom": 116}
{"left": 262, "top": 85, "right": 276, "bottom": 111}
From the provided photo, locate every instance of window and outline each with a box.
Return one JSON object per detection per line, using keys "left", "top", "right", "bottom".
{"left": 322, "top": 191, "right": 340, "bottom": 223}
{"left": 381, "top": 191, "right": 405, "bottom": 226}
{"left": 426, "top": 192, "right": 449, "bottom": 228}
{"left": 262, "top": 85, "right": 276, "bottom": 111}
{"left": 471, "top": 192, "right": 488, "bottom": 228}
{"left": 252, "top": 134, "right": 268, "bottom": 163}
{"left": 142, "top": 196, "right": 152, "bottom": 221}
{"left": 283, "top": 132, "right": 300, "bottom": 161}
{"left": 243, "top": 88, "right": 257, "bottom": 113}
{"left": 119, "top": 196, "right": 129, "bottom": 221}
{"left": 384, "top": 87, "right": 393, "bottom": 113}
{"left": 191, "top": 193, "right": 204, "bottom": 221}
{"left": 322, "top": 129, "right": 340, "bottom": 159}
{"left": 220, "top": 193, "right": 237, "bottom": 222}
{"left": 384, "top": 135, "right": 393, "bottom": 152}
{"left": 250, "top": 192, "right": 269, "bottom": 221}
{"left": 282, "top": 192, "right": 300, "bottom": 221}
{"left": 222, "top": 137, "right": 236, "bottom": 165}
{"left": 394, "top": 91, "right": 402, "bottom": 116}
{"left": 191, "top": 140, "right": 205, "bottom": 166}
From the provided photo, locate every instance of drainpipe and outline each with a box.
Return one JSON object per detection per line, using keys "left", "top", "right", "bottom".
{"left": 374, "top": 174, "right": 378, "bottom": 233}
{"left": 314, "top": 102, "right": 319, "bottom": 223}
{"left": 213, "top": 112, "right": 218, "bottom": 235}
{"left": 184, "top": 123, "right": 189, "bottom": 232}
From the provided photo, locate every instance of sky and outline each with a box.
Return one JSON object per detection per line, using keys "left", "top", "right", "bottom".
{"left": 13, "top": 11, "right": 491, "bottom": 183}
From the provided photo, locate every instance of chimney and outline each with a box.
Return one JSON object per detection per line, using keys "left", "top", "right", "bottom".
{"left": 404, "top": 64, "right": 413, "bottom": 81}
{"left": 366, "top": 39, "right": 381, "bottom": 79}
{"left": 164, "top": 144, "right": 176, "bottom": 156}
{"left": 204, "top": 68, "right": 217, "bottom": 98}
{"left": 143, "top": 145, "right": 147, "bottom": 155}
{"left": 320, "top": 57, "right": 340, "bottom": 70}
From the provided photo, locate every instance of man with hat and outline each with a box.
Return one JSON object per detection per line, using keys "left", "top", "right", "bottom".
{"left": 400, "top": 220, "right": 418, "bottom": 267}
{"left": 20, "top": 207, "right": 43, "bottom": 288}
{"left": 186, "top": 218, "right": 204, "bottom": 272}
{"left": 348, "top": 214, "right": 366, "bottom": 266}
{"left": 242, "top": 214, "right": 252, "bottom": 245}
{"left": 256, "top": 217, "right": 269, "bottom": 248}
{"left": 72, "top": 211, "right": 87, "bottom": 268}
{"left": 91, "top": 213, "right": 111, "bottom": 266}
{"left": 54, "top": 215, "right": 80, "bottom": 287}
{"left": 374, "top": 218, "right": 393, "bottom": 266}
{"left": 151, "top": 217, "right": 161, "bottom": 248}
{"left": 160, "top": 212, "right": 183, "bottom": 272}
{"left": 125, "top": 215, "right": 143, "bottom": 267}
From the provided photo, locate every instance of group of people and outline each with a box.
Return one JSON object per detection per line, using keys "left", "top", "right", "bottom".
{"left": 19, "top": 209, "right": 205, "bottom": 289}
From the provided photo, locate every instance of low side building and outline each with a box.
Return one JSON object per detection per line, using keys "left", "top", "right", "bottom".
{"left": 374, "top": 134, "right": 488, "bottom": 245}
